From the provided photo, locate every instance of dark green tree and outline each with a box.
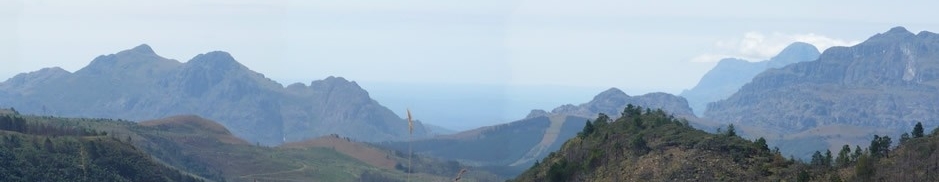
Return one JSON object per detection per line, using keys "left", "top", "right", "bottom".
{"left": 595, "top": 113, "right": 610, "bottom": 126}
{"left": 855, "top": 153, "right": 875, "bottom": 180}
{"left": 912, "top": 122, "right": 924, "bottom": 138}
{"left": 811, "top": 151, "right": 824, "bottom": 167}
{"left": 829, "top": 174, "right": 843, "bottom": 182}
{"left": 547, "top": 159, "right": 573, "bottom": 182}
{"left": 868, "top": 135, "right": 891, "bottom": 158}
{"left": 797, "top": 169, "right": 810, "bottom": 182}
{"left": 754, "top": 137, "right": 768, "bottom": 151}
{"left": 579, "top": 120, "right": 595, "bottom": 137}
{"left": 632, "top": 118, "right": 643, "bottom": 130}
{"left": 835, "top": 145, "right": 851, "bottom": 167}
{"left": 851, "top": 145, "right": 862, "bottom": 162}
{"left": 899, "top": 133, "right": 910, "bottom": 144}
{"left": 622, "top": 104, "right": 642, "bottom": 117}
{"left": 630, "top": 134, "right": 650, "bottom": 155}
{"left": 726, "top": 124, "right": 736, "bottom": 137}
{"left": 824, "top": 149, "right": 832, "bottom": 167}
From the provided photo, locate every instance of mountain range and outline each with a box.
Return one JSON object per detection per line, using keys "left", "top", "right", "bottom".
{"left": 705, "top": 26, "right": 939, "bottom": 157}
{"left": 380, "top": 87, "right": 696, "bottom": 177}
{"left": 681, "top": 42, "right": 820, "bottom": 116}
{"left": 0, "top": 44, "right": 428, "bottom": 145}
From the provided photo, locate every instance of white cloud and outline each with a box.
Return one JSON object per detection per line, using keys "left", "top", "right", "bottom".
{"left": 692, "top": 32, "right": 861, "bottom": 63}
{"left": 691, "top": 53, "right": 734, "bottom": 63}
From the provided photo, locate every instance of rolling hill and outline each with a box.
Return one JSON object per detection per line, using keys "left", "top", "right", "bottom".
{"left": 0, "top": 110, "right": 206, "bottom": 182}
{"left": 0, "top": 110, "right": 499, "bottom": 181}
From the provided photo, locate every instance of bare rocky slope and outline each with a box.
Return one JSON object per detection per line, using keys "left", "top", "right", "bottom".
{"left": 705, "top": 27, "right": 939, "bottom": 158}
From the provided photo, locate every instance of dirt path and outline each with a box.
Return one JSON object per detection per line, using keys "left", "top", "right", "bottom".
{"left": 238, "top": 163, "right": 309, "bottom": 181}
{"left": 509, "top": 114, "right": 568, "bottom": 166}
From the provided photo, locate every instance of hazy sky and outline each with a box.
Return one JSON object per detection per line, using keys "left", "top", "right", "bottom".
{"left": 4, "top": 0, "right": 939, "bottom": 93}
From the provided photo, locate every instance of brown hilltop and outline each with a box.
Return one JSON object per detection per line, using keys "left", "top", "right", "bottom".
{"left": 141, "top": 115, "right": 249, "bottom": 145}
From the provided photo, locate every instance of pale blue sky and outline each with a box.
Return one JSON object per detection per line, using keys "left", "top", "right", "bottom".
{"left": 3, "top": 0, "right": 939, "bottom": 129}
{"left": 4, "top": 0, "right": 939, "bottom": 92}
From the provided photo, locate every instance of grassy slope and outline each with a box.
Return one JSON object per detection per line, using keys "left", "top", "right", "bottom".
{"left": 0, "top": 114, "right": 205, "bottom": 182}
{"left": 281, "top": 135, "right": 397, "bottom": 170}
{"left": 2, "top": 112, "right": 499, "bottom": 181}
{"left": 282, "top": 135, "right": 505, "bottom": 182}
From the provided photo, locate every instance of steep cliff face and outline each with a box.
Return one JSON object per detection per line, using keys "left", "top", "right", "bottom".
{"left": 681, "top": 42, "right": 820, "bottom": 116}
{"left": 281, "top": 76, "right": 427, "bottom": 143}
{"left": 705, "top": 27, "right": 939, "bottom": 157}
{"left": 0, "top": 44, "right": 427, "bottom": 145}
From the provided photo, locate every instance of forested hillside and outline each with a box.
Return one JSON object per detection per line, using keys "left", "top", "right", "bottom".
{"left": 0, "top": 111, "right": 205, "bottom": 182}
{"left": 0, "top": 109, "right": 498, "bottom": 181}
{"left": 512, "top": 105, "right": 939, "bottom": 181}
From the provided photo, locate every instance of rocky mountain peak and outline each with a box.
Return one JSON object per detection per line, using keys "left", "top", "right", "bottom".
{"left": 867, "top": 26, "right": 915, "bottom": 43}
{"left": 593, "top": 87, "right": 628, "bottom": 101}
{"left": 769, "top": 42, "right": 820, "bottom": 65}
{"left": 78, "top": 44, "right": 179, "bottom": 75}
{"left": 311, "top": 76, "right": 362, "bottom": 91}
{"left": 32, "top": 67, "right": 70, "bottom": 76}
{"left": 322, "top": 76, "right": 352, "bottom": 84}
{"left": 525, "top": 109, "right": 549, "bottom": 118}
{"left": 915, "top": 30, "right": 939, "bottom": 42}
{"left": 187, "top": 51, "right": 244, "bottom": 71}
{"left": 129, "top": 44, "right": 155, "bottom": 55}
{"left": 714, "top": 58, "right": 750, "bottom": 67}
{"left": 779, "top": 42, "right": 817, "bottom": 53}
{"left": 886, "top": 26, "right": 913, "bottom": 35}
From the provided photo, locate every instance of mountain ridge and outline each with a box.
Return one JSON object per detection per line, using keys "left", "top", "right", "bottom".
{"left": 0, "top": 44, "right": 428, "bottom": 145}
{"left": 681, "top": 42, "right": 820, "bottom": 116}
{"left": 550, "top": 87, "right": 695, "bottom": 118}
{"left": 705, "top": 26, "right": 939, "bottom": 158}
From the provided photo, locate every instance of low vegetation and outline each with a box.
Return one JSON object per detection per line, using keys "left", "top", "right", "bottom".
{"left": 512, "top": 104, "right": 939, "bottom": 181}
{"left": 0, "top": 112, "right": 204, "bottom": 182}
{"left": 0, "top": 109, "right": 499, "bottom": 181}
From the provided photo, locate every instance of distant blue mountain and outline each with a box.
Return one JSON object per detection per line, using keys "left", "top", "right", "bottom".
{"left": 680, "top": 42, "right": 820, "bottom": 116}
{"left": 0, "top": 44, "right": 429, "bottom": 145}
